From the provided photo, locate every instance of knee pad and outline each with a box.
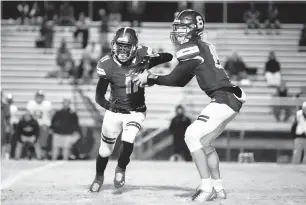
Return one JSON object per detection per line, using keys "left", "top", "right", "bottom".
{"left": 202, "top": 145, "right": 215, "bottom": 155}
{"left": 184, "top": 124, "right": 203, "bottom": 153}
{"left": 98, "top": 142, "right": 113, "bottom": 158}
{"left": 121, "top": 124, "right": 140, "bottom": 143}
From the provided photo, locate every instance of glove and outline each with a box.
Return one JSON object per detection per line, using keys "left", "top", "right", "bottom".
{"left": 107, "top": 99, "right": 131, "bottom": 114}
{"left": 129, "top": 55, "right": 153, "bottom": 75}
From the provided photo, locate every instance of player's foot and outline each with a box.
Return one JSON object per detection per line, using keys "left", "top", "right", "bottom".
{"left": 190, "top": 188, "right": 215, "bottom": 202}
{"left": 89, "top": 174, "right": 104, "bottom": 192}
{"left": 212, "top": 188, "right": 227, "bottom": 199}
{"left": 113, "top": 166, "right": 126, "bottom": 188}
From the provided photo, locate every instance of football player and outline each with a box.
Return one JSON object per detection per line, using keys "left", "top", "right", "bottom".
{"left": 27, "top": 90, "right": 52, "bottom": 159}
{"left": 134, "top": 10, "right": 246, "bottom": 202}
{"left": 89, "top": 27, "right": 173, "bottom": 192}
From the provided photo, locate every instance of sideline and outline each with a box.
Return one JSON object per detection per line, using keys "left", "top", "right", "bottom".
{"left": 1, "top": 161, "right": 65, "bottom": 190}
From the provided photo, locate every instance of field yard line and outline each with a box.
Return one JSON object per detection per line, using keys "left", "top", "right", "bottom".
{"left": 1, "top": 161, "right": 65, "bottom": 190}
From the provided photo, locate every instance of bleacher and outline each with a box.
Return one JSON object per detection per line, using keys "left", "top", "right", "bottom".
{"left": 1, "top": 22, "right": 306, "bottom": 159}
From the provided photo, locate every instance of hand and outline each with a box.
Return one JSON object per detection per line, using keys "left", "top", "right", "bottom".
{"left": 133, "top": 69, "right": 150, "bottom": 87}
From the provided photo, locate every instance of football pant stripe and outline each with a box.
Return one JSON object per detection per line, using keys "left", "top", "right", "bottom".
{"left": 197, "top": 118, "right": 207, "bottom": 122}
{"left": 126, "top": 121, "right": 141, "bottom": 130}
{"left": 102, "top": 135, "right": 116, "bottom": 144}
{"left": 198, "top": 115, "right": 210, "bottom": 119}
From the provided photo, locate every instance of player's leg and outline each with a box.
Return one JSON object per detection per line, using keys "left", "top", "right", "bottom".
{"left": 302, "top": 138, "right": 306, "bottom": 164}
{"left": 52, "top": 134, "right": 61, "bottom": 160}
{"left": 292, "top": 138, "right": 303, "bottom": 164}
{"left": 114, "top": 111, "right": 146, "bottom": 188}
{"left": 14, "top": 141, "right": 24, "bottom": 160}
{"left": 90, "top": 110, "right": 123, "bottom": 192}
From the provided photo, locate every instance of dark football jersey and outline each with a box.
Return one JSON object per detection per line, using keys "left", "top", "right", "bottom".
{"left": 176, "top": 38, "right": 234, "bottom": 96}
{"left": 96, "top": 46, "right": 154, "bottom": 112}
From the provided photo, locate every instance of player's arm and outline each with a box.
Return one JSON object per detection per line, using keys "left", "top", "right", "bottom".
{"left": 147, "top": 59, "right": 199, "bottom": 87}
{"left": 95, "top": 77, "right": 111, "bottom": 110}
{"left": 34, "top": 120, "right": 40, "bottom": 143}
{"left": 147, "top": 53, "right": 173, "bottom": 69}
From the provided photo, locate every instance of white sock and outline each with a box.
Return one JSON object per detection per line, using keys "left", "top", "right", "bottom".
{"left": 212, "top": 179, "right": 224, "bottom": 192}
{"left": 199, "top": 178, "right": 213, "bottom": 192}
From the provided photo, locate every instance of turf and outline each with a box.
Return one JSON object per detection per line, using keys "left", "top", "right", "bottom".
{"left": 1, "top": 160, "right": 306, "bottom": 205}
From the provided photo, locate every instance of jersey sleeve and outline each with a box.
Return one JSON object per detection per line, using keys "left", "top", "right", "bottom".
{"left": 96, "top": 55, "right": 111, "bottom": 78}
{"left": 176, "top": 44, "right": 204, "bottom": 63}
{"left": 148, "top": 60, "right": 199, "bottom": 87}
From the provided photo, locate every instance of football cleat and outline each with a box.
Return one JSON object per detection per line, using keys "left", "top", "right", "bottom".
{"left": 89, "top": 175, "right": 104, "bottom": 192}
{"left": 213, "top": 188, "right": 227, "bottom": 199}
{"left": 190, "top": 188, "right": 216, "bottom": 202}
{"left": 113, "top": 167, "right": 126, "bottom": 188}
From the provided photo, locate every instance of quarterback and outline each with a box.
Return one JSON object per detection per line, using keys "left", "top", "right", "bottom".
{"left": 89, "top": 27, "right": 173, "bottom": 192}
{"left": 134, "top": 10, "right": 246, "bottom": 202}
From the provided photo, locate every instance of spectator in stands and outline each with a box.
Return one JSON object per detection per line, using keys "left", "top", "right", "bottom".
{"left": 44, "top": 1, "right": 56, "bottom": 22}
{"left": 58, "top": 2, "right": 75, "bottom": 26}
{"left": 50, "top": 98, "right": 80, "bottom": 160}
{"left": 264, "top": 3, "right": 281, "bottom": 35}
{"left": 74, "top": 12, "right": 90, "bottom": 49}
{"left": 298, "top": 24, "right": 306, "bottom": 52}
{"left": 15, "top": 110, "right": 41, "bottom": 160}
{"left": 39, "top": 18, "right": 54, "bottom": 53}
{"left": 7, "top": 94, "right": 19, "bottom": 159}
{"left": 291, "top": 102, "right": 306, "bottom": 164}
{"left": 169, "top": 105, "right": 192, "bottom": 161}
{"left": 273, "top": 81, "right": 291, "bottom": 122}
{"left": 265, "top": 51, "right": 281, "bottom": 87}
{"left": 56, "top": 39, "right": 74, "bottom": 81}
{"left": 296, "top": 86, "right": 306, "bottom": 98}
{"left": 16, "top": 1, "right": 30, "bottom": 25}
{"left": 127, "top": 0, "right": 146, "bottom": 28}
{"left": 243, "top": 3, "right": 261, "bottom": 34}
{"left": 107, "top": 2, "right": 122, "bottom": 28}
{"left": 27, "top": 90, "right": 52, "bottom": 159}
{"left": 98, "top": 9, "right": 110, "bottom": 56}
{"left": 224, "top": 52, "right": 248, "bottom": 81}
{"left": 76, "top": 41, "right": 101, "bottom": 84}
{"left": 29, "top": 2, "right": 43, "bottom": 25}
{"left": 1, "top": 91, "right": 11, "bottom": 159}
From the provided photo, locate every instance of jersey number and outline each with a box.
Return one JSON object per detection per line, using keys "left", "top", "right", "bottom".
{"left": 208, "top": 44, "right": 223, "bottom": 69}
{"left": 34, "top": 110, "right": 43, "bottom": 119}
{"left": 125, "top": 76, "right": 138, "bottom": 94}
{"left": 196, "top": 16, "right": 204, "bottom": 29}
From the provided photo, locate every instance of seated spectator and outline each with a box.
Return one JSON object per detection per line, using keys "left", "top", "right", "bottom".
{"left": 15, "top": 110, "right": 41, "bottom": 160}
{"left": 291, "top": 102, "right": 306, "bottom": 164}
{"left": 127, "top": 0, "right": 146, "bottom": 28}
{"left": 264, "top": 3, "right": 281, "bottom": 35}
{"left": 56, "top": 39, "right": 74, "bottom": 81}
{"left": 44, "top": 1, "right": 56, "bottom": 22}
{"left": 76, "top": 41, "right": 101, "bottom": 84}
{"left": 58, "top": 2, "right": 75, "bottom": 26}
{"left": 38, "top": 19, "right": 54, "bottom": 53}
{"left": 98, "top": 9, "right": 109, "bottom": 56}
{"left": 298, "top": 24, "right": 306, "bottom": 52}
{"left": 74, "top": 12, "right": 90, "bottom": 49}
{"left": 50, "top": 98, "right": 80, "bottom": 160}
{"left": 29, "top": 2, "right": 43, "bottom": 25}
{"left": 243, "top": 3, "right": 261, "bottom": 34}
{"left": 224, "top": 52, "right": 248, "bottom": 81}
{"left": 273, "top": 81, "right": 291, "bottom": 122}
{"left": 107, "top": 2, "right": 122, "bottom": 28}
{"left": 16, "top": 1, "right": 30, "bottom": 25}
{"left": 265, "top": 51, "right": 281, "bottom": 87}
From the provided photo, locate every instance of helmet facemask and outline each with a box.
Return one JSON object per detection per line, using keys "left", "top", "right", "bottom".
{"left": 170, "top": 24, "right": 194, "bottom": 45}
{"left": 112, "top": 41, "right": 137, "bottom": 63}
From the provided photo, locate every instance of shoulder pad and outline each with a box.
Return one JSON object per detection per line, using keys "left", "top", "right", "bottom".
{"left": 176, "top": 43, "right": 200, "bottom": 61}
{"left": 96, "top": 55, "right": 111, "bottom": 77}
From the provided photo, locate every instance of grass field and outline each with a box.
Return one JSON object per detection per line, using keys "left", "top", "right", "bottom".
{"left": 1, "top": 160, "right": 306, "bottom": 205}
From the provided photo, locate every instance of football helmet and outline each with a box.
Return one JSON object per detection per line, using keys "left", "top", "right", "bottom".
{"left": 170, "top": 9, "right": 205, "bottom": 44}
{"left": 111, "top": 27, "right": 139, "bottom": 63}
